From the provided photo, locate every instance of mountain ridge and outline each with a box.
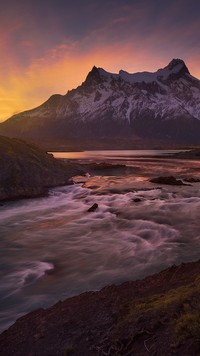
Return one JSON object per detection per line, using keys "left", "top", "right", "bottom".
{"left": 87, "top": 58, "right": 191, "bottom": 84}
{"left": 0, "top": 58, "right": 200, "bottom": 149}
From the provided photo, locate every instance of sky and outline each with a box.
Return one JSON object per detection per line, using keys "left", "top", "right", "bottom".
{"left": 0, "top": 0, "right": 199, "bottom": 122}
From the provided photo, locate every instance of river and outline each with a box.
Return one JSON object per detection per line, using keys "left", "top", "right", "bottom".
{"left": 1, "top": 150, "right": 200, "bottom": 332}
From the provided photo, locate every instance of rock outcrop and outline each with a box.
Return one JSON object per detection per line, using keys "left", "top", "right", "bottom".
{"left": 150, "top": 176, "right": 190, "bottom": 185}
{"left": 0, "top": 136, "right": 80, "bottom": 201}
{"left": 87, "top": 203, "right": 98, "bottom": 212}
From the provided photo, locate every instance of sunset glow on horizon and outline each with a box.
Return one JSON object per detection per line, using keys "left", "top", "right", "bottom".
{"left": 0, "top": 0, "right": 199, "bottom": 122}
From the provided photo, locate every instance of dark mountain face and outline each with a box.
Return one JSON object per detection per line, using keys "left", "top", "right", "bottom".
{"left": 0, "top": 58, "right": 200, "bottom": 148}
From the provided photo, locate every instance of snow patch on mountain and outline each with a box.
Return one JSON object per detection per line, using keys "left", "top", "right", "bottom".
{"left": 97, "top": 59, "right": 190, "bottom": 85}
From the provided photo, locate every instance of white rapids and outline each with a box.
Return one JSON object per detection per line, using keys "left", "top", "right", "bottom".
{"left": 1, "top": 152, "right": 200, "bottom": 332}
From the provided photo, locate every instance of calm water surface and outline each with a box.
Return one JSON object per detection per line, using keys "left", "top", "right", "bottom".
{"left": 0, "top": 150, "right": 200, "bottom": 332}
{"left": 50, "top": 149, "right": 186, "bottom": 160}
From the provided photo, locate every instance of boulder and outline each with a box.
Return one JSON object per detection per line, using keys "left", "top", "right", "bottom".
{"left": 150, "top": 176, "right": 190, "bottom": 186}
{"left": 87, "top": 203, "right": 98, "bottom": 212}
{"left": 184, "top": 177, "right": 200, "bottom": 183}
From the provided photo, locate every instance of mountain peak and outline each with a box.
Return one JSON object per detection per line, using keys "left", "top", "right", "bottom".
{"left": 85, "top": 66, "right": 102, "bottom": 84}
{"left": 166, "top": 58, "right": 190, "bottom": 75}
{"left": 91, "top": 65, "right": 99, "bottom": 73}
{"left": 84, "top": 59, "right": 191, "bottom": 87}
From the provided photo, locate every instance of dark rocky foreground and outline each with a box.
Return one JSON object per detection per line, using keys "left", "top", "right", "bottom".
{"left": 0, "top": 136, "right": 81, "bottom": 201}
{"left": 1, "top": 260, "right": 200, "bottom": 356}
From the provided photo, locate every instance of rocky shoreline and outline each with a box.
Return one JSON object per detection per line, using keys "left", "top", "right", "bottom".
{"left": 1, "top": 260, "right": 200, "bottom": 355}
{"left": 0, "top": 136, "right": 81, "bottom": 202}
{"left": 1, "top": 138, "right": 199, "bottom": 200}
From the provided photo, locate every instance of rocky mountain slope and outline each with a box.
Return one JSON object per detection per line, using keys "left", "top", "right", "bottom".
{"left": 1, "top": 260, "right": 200, "bottom": 355}
{"left": 0, "top": 59, "right": 200, "bottom": 148}
{"left": 0, "top": 136, "right": 80, "bottom": 201}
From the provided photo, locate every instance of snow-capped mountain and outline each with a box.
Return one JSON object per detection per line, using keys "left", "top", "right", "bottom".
{"left": 1, "top": 59, "right": 200, "bottom": 147}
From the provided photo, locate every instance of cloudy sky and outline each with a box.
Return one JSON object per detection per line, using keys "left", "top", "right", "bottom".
{"left": 0, "top": 0, "right": 199, "bottom": 121}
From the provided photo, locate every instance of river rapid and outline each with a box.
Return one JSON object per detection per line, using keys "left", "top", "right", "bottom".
{"left": 1, "top": 150, "right": 200, "bottom": 332}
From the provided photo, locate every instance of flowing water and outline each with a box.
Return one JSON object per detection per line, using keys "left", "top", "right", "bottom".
{"left": 1, "top": 150, "right": 200, "bottom": 332}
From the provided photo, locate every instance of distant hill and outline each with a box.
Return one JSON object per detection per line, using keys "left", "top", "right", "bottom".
{"left": 0, "top": 59, "right": 200, "bottom": 149}
{"left": 0, "top": 136, "right": 80, "bottom": 201}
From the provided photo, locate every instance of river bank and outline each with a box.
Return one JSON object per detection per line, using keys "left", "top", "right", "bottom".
{"left": 0, "top": 136, "right": 81, "bottom": 202}
{"left": 1, "top": 259, "right": 200, "bottom": 355}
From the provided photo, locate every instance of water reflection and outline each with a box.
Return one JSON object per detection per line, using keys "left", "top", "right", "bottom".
{"left": 50, "top": 149, "right": 187, "bottom": 160}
